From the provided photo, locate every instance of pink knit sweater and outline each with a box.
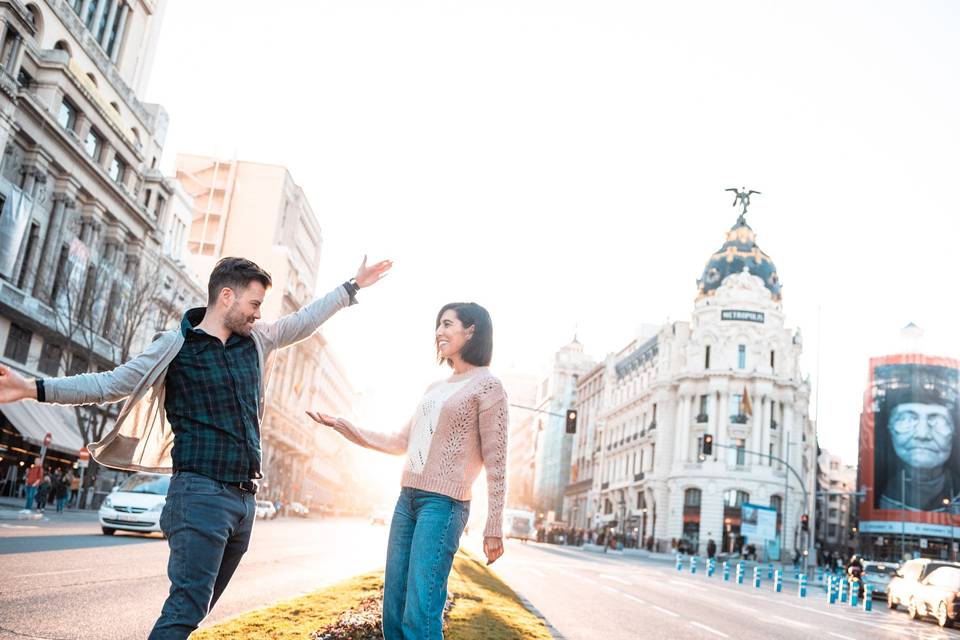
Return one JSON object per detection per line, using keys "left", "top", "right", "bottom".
{"left": 335, "top": 367, "right": 509, "bottom": 538}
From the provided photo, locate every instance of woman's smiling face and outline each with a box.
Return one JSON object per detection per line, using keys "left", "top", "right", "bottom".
{"left": 436, "top": 309, "right": 474, "bottom": 361}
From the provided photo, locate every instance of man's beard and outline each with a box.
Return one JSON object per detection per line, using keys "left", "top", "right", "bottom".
{"left": 225, "top": 304, "right": 255, "bottom": 336}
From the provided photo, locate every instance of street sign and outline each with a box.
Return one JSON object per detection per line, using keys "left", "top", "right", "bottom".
{"left": 919, "top": 538, "right": 928, "bottom": 549}
{"left": 78, "top": 447, "right": 89, "bottom": 469}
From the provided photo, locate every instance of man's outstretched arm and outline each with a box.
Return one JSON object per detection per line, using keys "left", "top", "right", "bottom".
{"left": 0, "top": 330, "right": 173, "bottom": 406}
{"left": 264, "top": 256, "right": 392, "bottom": 350}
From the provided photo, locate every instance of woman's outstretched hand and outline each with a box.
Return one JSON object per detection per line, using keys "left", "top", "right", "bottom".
{"left": 355, "top": 255, "right": 393, "bottom": 289}
{"left": 306, "top": 411, "right": 354, "bottom": 437}
{"left": 483, "top": 536, "right": 504, "bottom": 565}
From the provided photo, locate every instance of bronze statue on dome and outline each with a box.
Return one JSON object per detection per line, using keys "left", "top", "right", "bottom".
{"left": 725, "top": 186, "right": 761, "bottom": 222}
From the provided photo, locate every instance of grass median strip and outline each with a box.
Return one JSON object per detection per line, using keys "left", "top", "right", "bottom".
{"left": 193, "top": 549, "right": 553, "bottom": 640}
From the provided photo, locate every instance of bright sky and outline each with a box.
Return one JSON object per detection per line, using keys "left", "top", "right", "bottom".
{"left": 146, "top": 1, "right": 960, "bottom": 469}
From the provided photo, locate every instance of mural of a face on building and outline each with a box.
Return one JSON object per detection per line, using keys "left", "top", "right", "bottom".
{"left": 889, "top": 402, "right": 955, "bottom": 470}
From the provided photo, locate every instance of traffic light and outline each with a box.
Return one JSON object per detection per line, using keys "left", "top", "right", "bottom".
{"left": 565, "top": 410, "right": 578, "bottom": 434}
{"left": 699, "top": 434, "right": 713, "bottom": 460}
{"left": 800, "top": 513, "right": 809, "bottom": 531}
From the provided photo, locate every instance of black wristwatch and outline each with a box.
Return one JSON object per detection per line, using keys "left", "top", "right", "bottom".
{"left": 348, "top": 278, "right": 360, "bottom": 294}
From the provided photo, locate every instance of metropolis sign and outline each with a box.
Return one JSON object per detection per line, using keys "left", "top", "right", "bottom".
{"left": 721, "top": 309, "right": 765, "bottom": 323}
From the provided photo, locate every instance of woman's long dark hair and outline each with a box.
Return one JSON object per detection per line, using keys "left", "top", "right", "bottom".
{"left": 435, "top": 302, "right": 493, "bottom": 368}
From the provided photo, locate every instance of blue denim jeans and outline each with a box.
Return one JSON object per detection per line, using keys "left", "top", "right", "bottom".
{"left": 383, "top": 487, "right": 470, "bottom": 640}
{"left": 24, "top": 485, "right": 36, "bottom": 510}
{"left": 148, "top": 472, "right": 255, "bottom": 640}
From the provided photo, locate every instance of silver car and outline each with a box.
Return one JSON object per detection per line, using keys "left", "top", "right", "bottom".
{"left": 862, "top": 560, "right": 899, "bottom": 596}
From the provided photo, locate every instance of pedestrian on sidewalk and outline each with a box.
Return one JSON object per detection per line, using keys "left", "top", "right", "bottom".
{"left": 707, "top": 538, "right": 717, "bottom": 559}
{"left": 65, "top": 469, "right": 77, "bottom": 508}
{"left": 0, "top": 255, "right": 392, "bottom": 640}
{"left": 35, "top": 474, "right": 51, "bottom": 512}
{"left": 308, "top": 301, "right": 508, "bottom": 640}
{"left": 54, "top": 469, "right": 68, "bottom": 513}
{"left": 23, "top": 457, "right": 43, "bottom": 510}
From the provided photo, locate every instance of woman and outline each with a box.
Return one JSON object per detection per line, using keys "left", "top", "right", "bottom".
{"left": 35, "top": 474, "right": 51, "bottom": 513}
{"left": 307, "top": 302, "right": 508, "bottom": 640}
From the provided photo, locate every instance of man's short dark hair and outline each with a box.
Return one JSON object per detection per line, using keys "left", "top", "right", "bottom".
{"left": 207, "top": 257, "right": 272, "bottom": 306}
{"left": 435, "top": 302, "right": 493, "bottom": 367}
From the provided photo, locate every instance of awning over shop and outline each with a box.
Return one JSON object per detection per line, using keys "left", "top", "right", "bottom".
{"left": 1, "top": 400, "right": 84, "bottom": 455}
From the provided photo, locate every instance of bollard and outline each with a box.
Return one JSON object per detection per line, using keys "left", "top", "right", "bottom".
{"left": 864, "top": 585, "right": 873, "bottom": 612}
{"left": 828, "top": 577, "right": 837, "bottom": 604}
{"left": 690, "top": 555, "right": 698, "bottom": 574}
{"left": 676, "top": 554, "right": 683, "bottom": 571}
{"left": 708, "top": 559, "right": 716, "bottom": 578}
{"left": 798, "top": 574, "right": 807, "bottom": 598}
{"left": 825, "top": 575, "right": 833, "bottom": 600}
{"left": 775, "top": 569, "right": 783, "bottom": 593}
{"left": 722, "top": 561, "right": 730, "bottom": 582}
{"left": 768, "top": 563, "right": 774, "bottom": 580}
{"left": 850, "top": 581, "right": 859, "bottom": 607}
{"left": 816, "top": 567, "right": 824, "bottom": 584}
{"left": 753, "top": 566, "right": 761, "bottom": 588}
{"left": 839, "top": 578, "right": 847, "bottom": 604}
{"left": 736, "top": 562, "right": 744, "bottom": 585}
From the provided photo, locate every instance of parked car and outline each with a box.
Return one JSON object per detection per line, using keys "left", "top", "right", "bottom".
{"left": 888, "top": 558, "right": 960, "bottom": 627}
{"left": 289, "top": 502, "right": 310, "bottom": 517}
{"left": 256, "top": 500, "right": 277, "bottom": 520}
{"left": 862, "top": 560, "right": 899, "bottom": 596}
{"left": 98, "top": 473, "right": 170, "bottom": 536}
{"left": 370, "top": 505, "right": 391, "bottom": 526}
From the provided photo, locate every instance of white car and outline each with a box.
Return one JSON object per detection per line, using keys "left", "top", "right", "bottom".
{"left": 99, "top": 473, "right": 169, "bottom": 536}
{"left": 256, "top": 500, "right": 277, "bottom": 519}
{"left": 862, "top": 560, "right": 899, "bottom": 596}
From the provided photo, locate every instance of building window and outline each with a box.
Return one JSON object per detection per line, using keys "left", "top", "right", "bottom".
{"left": 723, "top": 489, "right": 750, "bottom": 509}
{"left": 58, "top": 99, "right": 77, "bottom": 132}
{"left": 38, "top": 342, "right": 62, "bottom": 376}
{"left": 68, "top": 354, "right": 89, "bottom": 376}
{"left": 770, "top": 350, "right": 775, "bottom": 370}
{"left": 769, "top": 443, "right": 775, "bottom": 465}
{"left": 84, "top": 128, "right": 103, "bottom": 161}
{"left": 71, "top": 0, "right": 82, "bottom": 14}
{"left": 16, "top": 222, "right": 40, "bottom": 289}
{"left": 684, "top": 488, "right": 702, "bottom": 508}
{"left": 50, "top": 244, "right": 70, "bottom": 302}
{"left": 697, "top": 394, "right": 709, "bottom": 422}
{"left": 84, "top": 0, "right": 98, "bottom": 28}
{"left": 735, "top": 439, "right": 746, "bottom": 465}
{"left": 704, "top": 345, "right": 711, "bottom": 369}
{"left": 770, "top": 495, "right": 783, "bottom": 531}
{"left": 737, "top": 344, "right": 746, "bottom": 369}
{"left": 729, "top": 394, "right": 743, "bottom": 418}
{"left": 109, "top": 155, "right": 126, "bottom": 184}
{"left": 4, "top": 324, "right": 32, "bottom": 363}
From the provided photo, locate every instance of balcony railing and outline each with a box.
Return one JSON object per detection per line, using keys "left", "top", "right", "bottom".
{"left": 730, "top": 414, "right": 748, "bottom": 424}
{"left": 633, "top": 472, "right": 645, "bottom": 482}
{"left": 695, "top": 413, "right": 709, "bottom": 423}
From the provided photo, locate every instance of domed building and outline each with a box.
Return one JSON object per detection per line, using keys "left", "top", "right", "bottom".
{"left": 564, "top": 202, "right": 817, "bottom": 562}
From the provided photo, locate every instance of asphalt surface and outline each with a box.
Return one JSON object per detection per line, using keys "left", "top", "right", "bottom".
{"left": 0, "top": 511, "right": 391, "bottom": 640}
{"left": 466, "top": 539, "right": 960, "bottom": 640}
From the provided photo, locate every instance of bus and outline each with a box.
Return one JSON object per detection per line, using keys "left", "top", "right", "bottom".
{"left": 504, "top": 509, "right": 536, "bottom": 541}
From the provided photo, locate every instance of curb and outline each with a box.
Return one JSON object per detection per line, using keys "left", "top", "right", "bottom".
{"left": 513, "top": 590, "right": 567, "bottom": 640}
{"left": 0, "top": 509, "right": 44, "bottom": 521}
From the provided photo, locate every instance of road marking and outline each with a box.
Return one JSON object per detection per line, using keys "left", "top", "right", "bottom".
{"left": 690, "top": 622, "right": 730, "bottom": 638}
{"left": 828, "top": 633, "right": 856, "bottom": 640}
{"left": 652, "top": 605, "right": 680, "bottom": 618}
{"left": 770, "top": 615, "right": 810, "bottom": 628}
{"left": 774, "top": 602, "right": 921, "bottom": 638}
{"left": 670, "top": 579, "right": 707, "bottom": 591}
{"left": 621, "top": 593, "right": 647, "bottom": 605}
{"left": 19, "top": 569, "right": 86, "bottom": 577}
{"left": 600, "top": 574, "right": 632, "bottom": 585}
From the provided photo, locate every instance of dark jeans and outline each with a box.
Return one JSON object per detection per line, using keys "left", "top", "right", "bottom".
{"left": 383, "top": 487, "right": 470, "bottom": 640}
{"left": 148, "top": 472, "right": 255, "bottom": 640}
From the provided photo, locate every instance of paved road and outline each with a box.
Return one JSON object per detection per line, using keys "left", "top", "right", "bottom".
{"left": 470, "top": 539, "right": 960, "bottom": 640}
{"left": 0, "top": 511, "right": 390, "bottom": 640}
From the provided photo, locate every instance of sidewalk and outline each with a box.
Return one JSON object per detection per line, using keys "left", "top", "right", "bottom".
{"left": 0, "top": 495, "right": 99, "bottom": 522}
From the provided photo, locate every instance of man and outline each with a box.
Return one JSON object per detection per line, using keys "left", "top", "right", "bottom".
{"left": 0, "top": 255, "right": 391, "bottom": 639}
{"left": 23, "top": 457, "right": 42, "bottom": 510}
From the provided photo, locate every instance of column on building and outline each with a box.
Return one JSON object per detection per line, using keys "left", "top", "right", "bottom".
{"left": 760, "top": 397, "right": 771, "bottom": 468}
{"left": 750, "top": 390, "right": 763, "bottom": 465}
{"left": 34, "top": 184, "right": 78, "bottom": 302}
{"left": 99, "top": 0, "right": 119, "bottom": 49}
{"left": 110, "top": 3, "right": 130, "bottom": 63}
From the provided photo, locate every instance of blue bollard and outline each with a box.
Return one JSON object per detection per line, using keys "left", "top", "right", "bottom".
{"left": 864, "top": 585, "right": 873, "bottom": 611}
{"left": 850, "top": 582, "right": 859, "bottom": 607}
{"left": 799, "top": 574, "right": 807, "bottom": 598}
{"left": 722, "top": 561, "right": 730, "bottom": 582}
{"left": 690, "top": 555, "right": 698, "bottom": 574}
{"left": 676, "top": 554, "right": 683, "bottom": 571}
{"left": 768, "top": 563, "right": 774, "bottom": 580}
{"left": 816, "top": 567, "right": 824, "bottom": 584}
{"left": 753, "top": 566, "right": 761, "bottom": 588}
{"left": 839, "top": 578, "right": 847, "bottom": 604}
{"left": 825, "top": 575, "right": 833, "bottom": 599}
{"left": 828, "top": 577, "right": 837, "bottom": 604}
{"left": 775, "top": 569, "right": 783, "bottom": 593}
{"left": 736, "top": 562, "right": 744, "bottom": 585}
{"left": 708, "top": 559, "right": 716, "bottom": 577}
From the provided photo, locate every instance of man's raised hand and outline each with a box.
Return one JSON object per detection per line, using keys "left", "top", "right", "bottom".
{"left": 355, "top": 256, "right": 393, "bottom": 289}
{"left": 0, "top": 365, "right": 35, "bottom": 403}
